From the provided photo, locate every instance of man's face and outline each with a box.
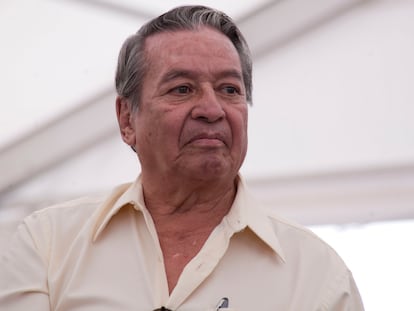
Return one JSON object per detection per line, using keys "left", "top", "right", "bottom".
{"left": 130, "top": 27, "right": 248, "bottom": 182}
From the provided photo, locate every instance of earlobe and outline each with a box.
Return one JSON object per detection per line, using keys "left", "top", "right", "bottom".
{"left": 116, "top": 96, "right": 136, "bottom": 147}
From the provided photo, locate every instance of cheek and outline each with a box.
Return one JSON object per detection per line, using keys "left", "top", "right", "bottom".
{"left": 134, "top": 112, "right": 156, "bottom": 150}
{"left": 233, "top": 108, "right": 248, "bottom": 142}
{"left": 141, "top": 108, "right": 186, "bottom": 149}
{"left": 225, "top": 109, "right": 248, "bottom": 162}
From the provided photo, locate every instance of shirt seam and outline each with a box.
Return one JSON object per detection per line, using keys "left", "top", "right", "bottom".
{"left": 320, "top": 266, "right": 350, "bottom": 310}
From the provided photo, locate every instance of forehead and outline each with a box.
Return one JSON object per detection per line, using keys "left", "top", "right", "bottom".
{"left": 143, "top": 27, "right": 241, "bottom": 73}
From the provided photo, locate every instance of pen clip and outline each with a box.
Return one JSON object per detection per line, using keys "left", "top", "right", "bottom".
{"left": 215, "top": 297, "right": 229, "bottom": 310}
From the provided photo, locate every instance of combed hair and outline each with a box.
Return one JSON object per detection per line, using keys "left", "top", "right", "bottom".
{"left": 115, "top": 5, "right": 253, "bottom": 109}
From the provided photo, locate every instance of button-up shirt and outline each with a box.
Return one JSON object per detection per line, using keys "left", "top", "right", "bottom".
{"left": 0, "top": 176, "right": 364, "bottom": 310}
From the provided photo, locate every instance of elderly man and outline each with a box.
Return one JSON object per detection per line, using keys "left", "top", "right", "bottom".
{"left": 0, "top": 5, "right": 364, "bottom": 311}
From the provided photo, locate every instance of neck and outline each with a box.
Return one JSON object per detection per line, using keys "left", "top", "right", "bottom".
{"left": 142, "top": 174, "right": 237, "bottom": 225}
{"left": 140, "top": 174, "right": 239, "bottom": 293}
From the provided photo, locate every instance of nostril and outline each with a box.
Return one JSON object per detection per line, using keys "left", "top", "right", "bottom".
{"left": 195, "top": 115, "right": 210, "bottom": 122}
{"left": 192, "top": 109, "right": 225, "bottom": 123}
{"left": 191, "top": 104, "right": 225, "bottom": 123}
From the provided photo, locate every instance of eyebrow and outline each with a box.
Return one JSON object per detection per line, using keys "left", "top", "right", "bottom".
{"left": 159, "top": 68, "right": 243, "bottom": 85}
{"left": 160, "top": 70, "right": 197, "bottom": 84}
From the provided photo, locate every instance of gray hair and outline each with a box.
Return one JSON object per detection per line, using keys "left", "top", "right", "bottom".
{"left": 115, "top": 5, "right": 253, "bottom": 110}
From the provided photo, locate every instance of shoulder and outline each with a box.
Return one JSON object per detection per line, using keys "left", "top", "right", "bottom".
{"left": 267, "top": 207, "right": 342, "bottom": 258}
{"left": 267, "top": 210, "right": 325, "bottom": 243}
{"left": 258, "top": 206, "right": 350, "bottom": 278}
{"left": 25, "top": 194, "right": 106, "bottom": 229}
{"left": 262, "top": 208, "right": 363, "bottom": 308}
{"left": 20, "top": 194, "right": 107, "bottom": 252}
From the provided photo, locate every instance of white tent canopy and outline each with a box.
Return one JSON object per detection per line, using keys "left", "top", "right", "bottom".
{"left": 1, "top": 0, "right": 414, "bottom": 224}
{"left": 1, "top": 1, "right": 414, "bottom": 309}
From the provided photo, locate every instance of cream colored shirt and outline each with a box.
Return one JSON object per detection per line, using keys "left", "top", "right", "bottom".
{"left": 0, "top": 176, "right": 364, "bottom": 310}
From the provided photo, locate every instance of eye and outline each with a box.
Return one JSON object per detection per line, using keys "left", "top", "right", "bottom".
{"left": 170, "top": 85, "right": 192, "bottom": 95}
{"left": 222, "top": 85, "right": 240, "bottom": 95}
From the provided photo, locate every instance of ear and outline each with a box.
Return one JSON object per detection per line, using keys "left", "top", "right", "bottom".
{"left": 116, "top": 96, "right": 136, "bottom": 147}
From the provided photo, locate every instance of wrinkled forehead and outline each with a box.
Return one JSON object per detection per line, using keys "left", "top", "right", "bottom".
{"left": 145, "top": 28, "right": 241, "bottom": 74}
{"left": 144, "top": 26, "right": 237, "bottom": 57}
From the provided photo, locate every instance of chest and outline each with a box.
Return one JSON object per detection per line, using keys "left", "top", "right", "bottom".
{"left": 158, "top": 231, "right": 211, "bottom": 293}
{"left": 46, "top": 210, "right": 331, "bottom": 311}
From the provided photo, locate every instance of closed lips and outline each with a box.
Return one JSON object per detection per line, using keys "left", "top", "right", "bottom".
{"left": 188, "top": 133, "right": 227, "bottom": 146}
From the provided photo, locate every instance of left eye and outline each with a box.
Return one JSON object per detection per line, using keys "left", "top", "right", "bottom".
{"left": 222, "top": 86, "right": 239, "bottom": 94}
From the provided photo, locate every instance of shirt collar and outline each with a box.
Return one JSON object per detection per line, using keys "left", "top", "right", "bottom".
{"left": 92, "top": 175, "right": 286, "bottom": 262}
{"left": 227, "top": 176, "right": 286, "bottom": 262}
{"left": 92, "top": 176, "right": 146, "bottom": 242}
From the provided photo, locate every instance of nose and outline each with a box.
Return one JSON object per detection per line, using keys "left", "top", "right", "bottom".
{"left": 191, "top": 87, "right": 225, "bottom": 123}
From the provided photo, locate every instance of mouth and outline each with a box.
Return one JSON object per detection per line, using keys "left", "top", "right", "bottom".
{"left": 187, "top": 133, "right": 227, "bottom": 148}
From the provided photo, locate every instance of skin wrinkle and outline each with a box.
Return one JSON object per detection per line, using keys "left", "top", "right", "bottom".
{"left": 117, "top": 26, "right": 247, "bottom": 292}
{"left": 135, "top": 29, "right": 247, "bottom": 197}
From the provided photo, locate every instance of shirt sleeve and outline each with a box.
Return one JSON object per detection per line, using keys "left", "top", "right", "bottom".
{"left": 324, "top": 269, "right": 365, "bottom": 311}
{"left": 0, "top": 214, "right": 51, "bottom": 310}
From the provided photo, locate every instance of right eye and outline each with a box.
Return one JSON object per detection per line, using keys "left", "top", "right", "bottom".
{"left": 170, "top": 85, "right": 192, "bottom": 95}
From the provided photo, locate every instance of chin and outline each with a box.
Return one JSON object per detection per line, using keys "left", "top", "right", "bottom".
{"left": 191, "top": 159, "right": 235, "bottom": 181}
